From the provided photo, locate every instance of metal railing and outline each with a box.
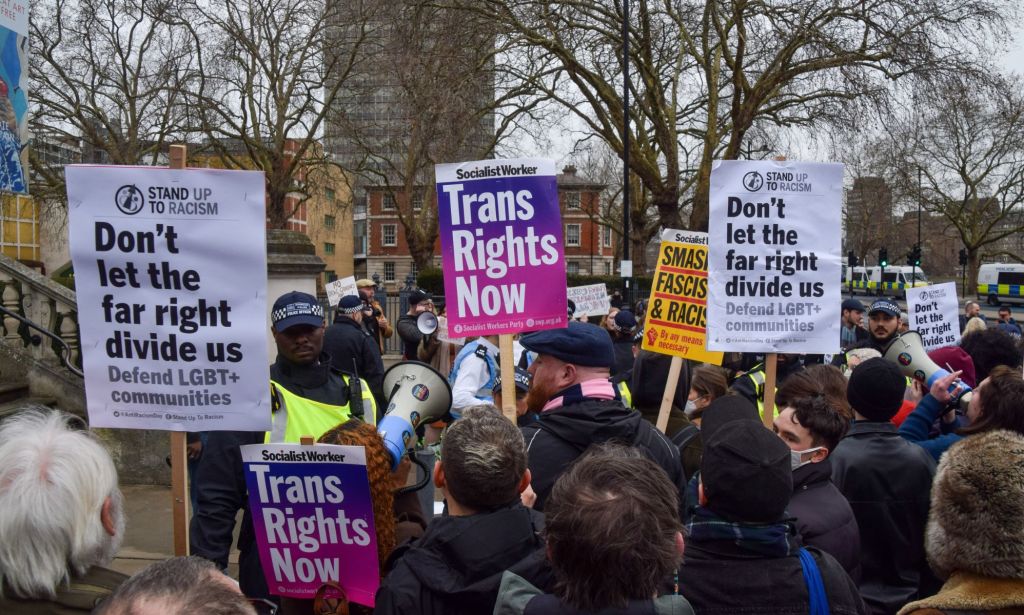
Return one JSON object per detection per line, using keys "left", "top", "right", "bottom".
{"left": 0, "top": 253, "right": 82, "bottom": 375}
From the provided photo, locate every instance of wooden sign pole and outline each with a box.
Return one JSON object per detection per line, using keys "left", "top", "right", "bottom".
{"left": 498, "top": 334, "right": 517, "bottom": 423}
{"left": 762, "top": 353, "right": 778, "bottom": 428}
{"left": 169, "top": 144, "right": 190, "bottom": 557}
{"left": 655, "top": 356, "right": 683, "bottom": 434}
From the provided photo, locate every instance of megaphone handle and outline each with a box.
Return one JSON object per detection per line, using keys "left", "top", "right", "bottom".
{"left": 395, "top": 449, "right": 432, "bottom": 496}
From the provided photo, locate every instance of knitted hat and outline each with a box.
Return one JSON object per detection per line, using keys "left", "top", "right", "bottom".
{"left": 847, "top": 357, "right": 906, "bottom": 421}
{"left": 700, "top": 403, "right": 792, "bottom": 524}
{"left": 928, "top": 346, "right": 977, "bottom": 389}
{"left": 926, "top": 430, "right": 1024, "bottom": 580}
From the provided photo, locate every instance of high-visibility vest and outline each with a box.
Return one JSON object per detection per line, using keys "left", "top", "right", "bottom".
{"left": 616, "top": 380, "right": 633, "bottom": 409}
{"left": 745, "top": 369, "right": 778, "bottom": 421}
{"left": 266, "top": 376, "right": 376, "bottom": 443}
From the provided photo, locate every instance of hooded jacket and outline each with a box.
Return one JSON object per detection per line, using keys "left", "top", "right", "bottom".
{"left": 789, "top": 458, "right": 862, "bottom": 580}
{"left": 494, "top": 571, "right": 695, "bottom": 615}
{"left": 522, "top": 397, "right": 687, "bottom": 513}
{"left": 374, "top": 503, "right": 549, "bottom": 615}
{"left": 899, "top": 430, "right": 1024, "bottom": 615}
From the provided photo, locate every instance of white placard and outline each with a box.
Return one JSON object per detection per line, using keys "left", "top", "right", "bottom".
{"left": 325, "top": 275, "right": 358, "bottom": 307}
{"left": 67, "top": 165, "right": 271, "bottom": 431}
{"left": 567, "top": 283, "right": 611, "bottom": 318}
{"left": 436, "top": 315, "right": 465, "bottom": 346}
{"left": 0, "top": 0, "right": 28, "bottom": 37}
{"left": 707, "top": 160, "right": 843, "bottom": 353}
{"left": 905, "top": 282, "right": 961, "bottom": 350}
{"left": 620, "top": 260, "right": 633, "bottom": 277}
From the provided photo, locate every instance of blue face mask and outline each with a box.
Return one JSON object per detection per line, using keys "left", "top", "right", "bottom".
{"left": 790, "top": 447, "right": 823, "bottom": 471}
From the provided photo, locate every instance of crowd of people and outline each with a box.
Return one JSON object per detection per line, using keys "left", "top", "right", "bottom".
{"left": 3, "top": 283, "right": 1024, "bottom": 615}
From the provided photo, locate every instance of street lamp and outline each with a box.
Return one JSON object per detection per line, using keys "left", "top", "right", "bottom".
{"left": 620, "top": 0, "right": 632, "bottom": 302}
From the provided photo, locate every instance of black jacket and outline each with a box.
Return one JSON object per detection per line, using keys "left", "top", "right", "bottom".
{"left": 789, "top": 459, "right": 862, "bottom": 581}
{"left": 375, "top": 503, "right": 550, "bottom": 615}
{"left": 730, "top": 358, "right": 804, "bottom": 409}
{"left": 677, "top": 534, "right": 867, "bottom": 615}
{"left": 396, "top": 313, "right": 422, "bottom": 360}
{"left": 189, "top": 354, "right": 358, "bottom": 599}
{"left": 611, "top": 338, "right": 635, "bottom": 380}
{"left": 830, "top": 333, "right": 894, "bottom": 367}
{"left": 830, "top": 421, "right": 939, "bottom": 615}
{"left": 324, "top": 316, "right": 385, "bottom": 409}
{"left": 521, "top": 398, "right": 687, "bottom": 513}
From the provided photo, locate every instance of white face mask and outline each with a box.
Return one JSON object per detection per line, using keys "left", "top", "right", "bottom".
{"left": 790, "top": 446, "right": 824, "bottom": 471}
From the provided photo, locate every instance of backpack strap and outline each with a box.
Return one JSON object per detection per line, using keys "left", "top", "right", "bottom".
{"left": 798, "top": 547, "right": 830, "bottom": 615}
{"left": 670, "top": 424, "right": 700, "bottom": 454}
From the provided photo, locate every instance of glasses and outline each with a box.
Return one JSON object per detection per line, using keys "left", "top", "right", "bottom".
{"left": 247, "top": 598, "right": 278, "bottom": 615}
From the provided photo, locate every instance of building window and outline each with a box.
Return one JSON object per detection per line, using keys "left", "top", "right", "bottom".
{"left": 382, "top": 193, "right": 396, "bottom": 210}
{"left": 325, "top": 188, "right": 336, "bottom": 202}
{"left": 604, "top": 261, "right": 612, "bottom": 275}
{"left": 411, "top": 190, "right": 424, "bottom": 210}
{"left": 566, "top": 224, "right": 581, "bottom": 247}
{"left": 382, "top": 224, "right": 397, "bottom": 247}
{"left": 410, "top": 261, "right": 419, "bottom": 280}
{"left": 325, "top": 270, "right": 336, "bottom": 282}
{"left": 567, "top": 261, "right": 580, "bottom": 275}
{"left": 324, "top": 214, "right": 336, "bottom": 229}
{"left": 384, "top": 262, "right": 396, "bottom": 282}
{"left": 602, "top": 226, "right": 612, "bottom": 248}
{"left": 565, "top": 191, "right": 581, "bottom": 209}
{"left": 324, "top": 242, "right": 335, "bottom": 255}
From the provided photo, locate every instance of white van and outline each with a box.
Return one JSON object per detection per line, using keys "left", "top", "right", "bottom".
{"left": 848, "top": 266, "right": 870, "bottom": 294}
{"left": 977, "top": 263, "right": 1024, "bottom": 306}
{"left": 852, "top": 266, "right": 928, "bottom": 297}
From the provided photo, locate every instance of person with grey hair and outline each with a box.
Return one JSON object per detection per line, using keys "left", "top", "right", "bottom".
{"left": 374, "top": 405, "right": 548, "bottom": 615}
{"left": 95, "top": 556, "right": 256, "bottom": 615}
{"left": 0, "top": 408, "right": 128, "bottom": 613}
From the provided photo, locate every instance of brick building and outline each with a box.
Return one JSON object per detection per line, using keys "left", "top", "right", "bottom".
{"left": 354, "top": 165, "right": 614, "bottom": 288}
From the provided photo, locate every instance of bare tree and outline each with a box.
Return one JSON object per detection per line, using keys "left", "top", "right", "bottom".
{"left": 887, "top": 73, "right": 1024, "bottom": 289}
{"left": 174, "top": 0, "right": 373, "bottom": 228}
{"left": 465, "top": 0, "right": 1014, "bottom": 234}
{"left": 332, "top": 0, "right": 546, "bottom": 269}
{"left": 30, "top": 0, "right": 194, "bottom": 204}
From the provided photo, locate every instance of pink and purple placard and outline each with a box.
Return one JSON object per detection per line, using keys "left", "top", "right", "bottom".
{"left": 435, "top": 158, "right": 567, "bottom": 336}
{"left": 241, "top": 443, "right": 380, "bottom": 606}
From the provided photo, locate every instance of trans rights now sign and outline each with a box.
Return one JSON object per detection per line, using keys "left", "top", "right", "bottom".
{"left": 435, "top": 158, "right": 567, "bottom": 336}
{"left": 242, "top": 444, "right": 379, "bottom": 606}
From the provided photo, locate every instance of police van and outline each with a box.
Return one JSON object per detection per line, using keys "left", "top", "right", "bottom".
{"left": 851, "top": 266, "right": 928, "bottom": 297}
{"left": 977, "top": 263, "right": 1024, "bottom": 305}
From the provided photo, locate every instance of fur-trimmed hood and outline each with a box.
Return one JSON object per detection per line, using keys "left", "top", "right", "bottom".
{"left": 926, "top": 429, "right": 1024, "bottom": 580}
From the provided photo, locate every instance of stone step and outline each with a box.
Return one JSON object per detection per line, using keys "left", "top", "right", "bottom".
{"left": 0, "top": 396, "right": 58, "bottom": 420}
{"left": 0, "top": 381, "right": 28, "bottom": 404}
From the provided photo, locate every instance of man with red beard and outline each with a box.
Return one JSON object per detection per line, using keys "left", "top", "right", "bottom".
{"left": 519, "top": 321, "right": 687, "bottom": 512}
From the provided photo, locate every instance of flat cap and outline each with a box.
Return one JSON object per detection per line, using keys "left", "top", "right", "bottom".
{"left": 520, "top": 321, "right": 615, "bottom": 368}
{"left": 842, "top": 298, "right": 865, "bottom": 313}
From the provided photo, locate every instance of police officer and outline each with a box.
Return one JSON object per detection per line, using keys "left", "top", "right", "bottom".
{"left": 449, "top": 334, "right": 501, "bottom": 418}
{"left": 730, "top": 353, "right": 804, "bottom": 422}
{"left": 190, "top": 291, "right": 376, "bottom": 599}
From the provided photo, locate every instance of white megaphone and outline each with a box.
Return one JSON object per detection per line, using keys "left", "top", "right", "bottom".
{"left": 416, "top": 311, "right": 438, "bottom": 335}
{"left": 377, "top": 361, "right": 452, "bottom": 468}
{"left": 883, "top": 331, "right": 973, "bottom": 411}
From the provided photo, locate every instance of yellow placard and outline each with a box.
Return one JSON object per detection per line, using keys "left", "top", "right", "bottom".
{"left": 641, "top": 230, "right": 724, "bottom": 365}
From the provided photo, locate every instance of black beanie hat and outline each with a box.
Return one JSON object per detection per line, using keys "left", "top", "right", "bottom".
{"left": 847, "top": 357, "right": 906, "bottom": 421}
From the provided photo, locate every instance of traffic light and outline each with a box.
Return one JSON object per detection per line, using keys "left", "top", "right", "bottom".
{"left": 879, "top": 247, "right": 888, "bottom": 268}
{"left": 906, "top": 245, "right": 921, "bottom": 267}
{"left": 847, "top": 250, "right": 858, "bottom": 268}
{"left": 959, "top": 248, "right": 968, "bottom": 267}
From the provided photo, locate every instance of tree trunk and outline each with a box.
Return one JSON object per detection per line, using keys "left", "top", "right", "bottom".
{"left": 690, "top": 161, "right": 712, "bottom": 232}
{"left": 966, "top": 248, "right": 982, "bottom": 300}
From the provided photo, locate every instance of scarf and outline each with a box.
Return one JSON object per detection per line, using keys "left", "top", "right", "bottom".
{"left": 542, "top": 378, "right": 620, "bottom": 412}
{"left": 685, "top": 505, "right": 797, "bottom": 558}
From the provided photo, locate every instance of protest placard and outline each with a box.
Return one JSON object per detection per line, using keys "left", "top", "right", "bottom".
{"left": 642, "top": 229, "right": 724, "bottom": 365}
{"left": 0, "top": 0, "right": 29, "bottom": 194}
{"left": 67, "top": 165, "right": 271, "bottom": 431}
{"left": 567, "top": 283, "right": 611, "bottom": 318}
{"left": 326, "top": 276, "right": 359, "bottom": 307}
{"left": 706, "top": 160, "right": 843, "bottom": 353}
{"left": 242, "top": 443, "right": 379, "bottom": 605}
{"left": 905, "top": 282, "right": 961, "bottom": 350}
{"left": 435, "top": 158, "right": 566, "bottom": 337}
{"left": 436, "top": 315, "right": 465, "bottom": 346}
